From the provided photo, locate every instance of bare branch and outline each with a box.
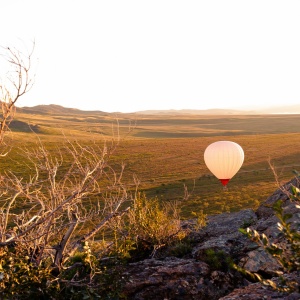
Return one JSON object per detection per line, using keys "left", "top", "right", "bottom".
{"left": 0, "top": 42, "right": 35, "bottom": 146}
{"left": 54, "top": 209, "right": 79, "bottom": 267}
{"left": 68, "top": 206, "right": 130, "bottom": 258}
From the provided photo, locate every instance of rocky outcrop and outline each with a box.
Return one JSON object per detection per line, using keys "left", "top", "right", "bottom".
{"left": 219, "top": 272, "right": 300, "bottom": 300}
{"left": 122, "top": 257, "right": 244, "bottom": 300}
{"left": 192, "top": 209, "right": 258, "bottom": 261}
{"left": 121, "top": 177, "right": 300, "bottom": 299}
{"left": 256, "top": 177, "right": 300, "bottom": 219}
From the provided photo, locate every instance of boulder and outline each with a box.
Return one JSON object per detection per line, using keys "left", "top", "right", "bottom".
{"left": 219, "top": 272, "right": 300, "bottom": 300}
{"left": 121, "top": 177, "right": 300, "bottom": 299}
{"left": 256, "top": 176, "right": 300, "bottom": 220}
{"left": 192, "top": 209, "right": 258, "bottom": 261}
{"left": 122, "top": 257, "right": 244, "bottom": 300}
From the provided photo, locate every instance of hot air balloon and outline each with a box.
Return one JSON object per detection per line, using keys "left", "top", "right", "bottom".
{"left": 204, "top": 141, "right": 244, "bottom": 187}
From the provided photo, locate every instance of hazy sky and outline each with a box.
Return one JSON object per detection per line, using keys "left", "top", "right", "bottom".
{"left": 1, "top": 0, "right": 300, "bottom": 113}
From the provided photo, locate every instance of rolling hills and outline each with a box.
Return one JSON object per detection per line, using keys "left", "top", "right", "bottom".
{"left": 5, "top": 104, "right": 300, "bottom": 218}
{"left": 13, "top": 104, "right": 300, "bottom": 138}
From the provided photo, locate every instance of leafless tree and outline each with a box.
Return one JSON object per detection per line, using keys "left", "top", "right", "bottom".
{"left": 0, "top": 43, "right": 132, "bottom": 275}
{"left": 0, "top": 43, "right": 35, "bottom": 148}
{"left": 0, "top": 137, "right": 131, "bottom": 271}
{"left": 0, "top": 43, "right": 182, "bottom": 295}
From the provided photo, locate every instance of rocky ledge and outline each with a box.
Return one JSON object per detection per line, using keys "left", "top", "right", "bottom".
{"left": 121, "top": 177, "right": 300, "bottom": 299}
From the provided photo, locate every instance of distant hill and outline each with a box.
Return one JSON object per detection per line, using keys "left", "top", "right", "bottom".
{"left": 18, "top": 104, "right": 110, "bottom": 116}
{"left": 135, "top": 108, "right": 253, "bottom": 115}
{"left": 17, "top": 104, "right": 300, "bottom": 116}
{"left": 136, "top": 105, "right": 300, "bottom": 115}
{"left": 257, "top": 104, "right": 300, "bottom": 114}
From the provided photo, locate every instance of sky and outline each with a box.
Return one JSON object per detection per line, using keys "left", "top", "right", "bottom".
{"left": 1, "top": 0, "right": 300, "bottom": 113}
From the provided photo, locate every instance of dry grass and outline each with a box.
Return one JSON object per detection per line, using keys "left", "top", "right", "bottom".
{"left": 4, "top": 110, "right": 300, "bottom": 219}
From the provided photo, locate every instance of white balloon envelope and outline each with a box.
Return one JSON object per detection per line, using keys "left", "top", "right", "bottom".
{"left": 204, "top": 141, "right": 244, "bottom": 186}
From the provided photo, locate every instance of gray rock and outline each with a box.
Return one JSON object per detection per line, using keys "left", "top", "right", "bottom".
{"left": 192, "top": 209, "right": 258, "bottom": 261}
{"left": 239, "top": 247, "right": 282, "bottom": 276}
{"left": 122, "top": 257, "right": 244, "bottom": 300}
{"left": 219, "top": 272, "right": 300, "bottom": 300}
{"left": 121, "top": 177, "right": 300, "bottom": 299}
{"left": 256, "top": 177, "right": 300, "bottom": 220}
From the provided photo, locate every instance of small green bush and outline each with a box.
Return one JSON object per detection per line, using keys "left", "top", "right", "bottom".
{"left": 0, "top": 245, "right": 58, "bottom": 299}
{"left": 202, "top": 249, "right": 234, "bottom": 272}
{"left": 126, "top": 193, "right": 186, "bottom": 259}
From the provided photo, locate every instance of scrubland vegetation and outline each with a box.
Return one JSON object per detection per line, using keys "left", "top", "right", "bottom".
{"left": 3, "top": 111, "right": 298, "bottom": 298}
{"left": 7, "top": 113, "right": 300, "bottom": 218}
{"left": 1, "top": 44, "right": 299, "bottom": 298}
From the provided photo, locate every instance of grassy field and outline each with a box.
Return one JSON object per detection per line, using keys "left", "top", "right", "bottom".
{"left": 3, "top": 108, "right": 300, "bottom": 219}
